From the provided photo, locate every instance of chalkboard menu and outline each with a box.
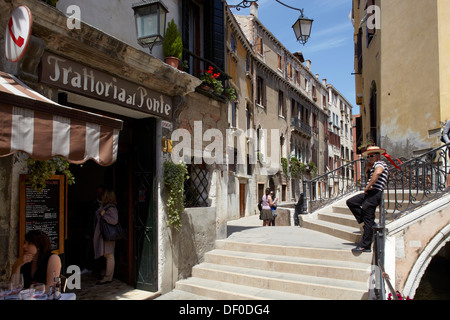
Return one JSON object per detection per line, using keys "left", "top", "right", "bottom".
{"left": 20, "top": 175, "right": 65, "bottom": 255}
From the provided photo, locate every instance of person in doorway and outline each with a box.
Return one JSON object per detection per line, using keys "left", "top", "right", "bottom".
{"left": 93, "top": 188, "right": 119, "bottom": 285}
{"left": 442, "top": 119, "right": 450, "bottom": 189}
{"left": 260, "top": 188, "right": 276, "bottom": 227}
{"left": 270, "top": 191, "right": 278, "bottom": 226}
{"left": 294, "top": 194, "right": 304, "bottom": 226}
{"left": 11, "top": 230, "right": 61, "bottom": 293}
{"left": 346, "top": 146, "right": 389, "bottom": 253}
{"left": 88, "top": 185, "right": 104, "bottom": 279}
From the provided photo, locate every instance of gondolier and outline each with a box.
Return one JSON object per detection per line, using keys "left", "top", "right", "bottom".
{"left": 346, "top": 146, "right": 389, "bottom": 253}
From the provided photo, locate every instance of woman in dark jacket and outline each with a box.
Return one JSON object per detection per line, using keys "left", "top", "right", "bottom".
{"left": 93, "top": 188, "right": 119, "bottom": 284}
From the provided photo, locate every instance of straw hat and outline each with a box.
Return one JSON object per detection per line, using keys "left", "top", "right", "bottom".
{"left": 362, "top": 146, "right": 386, "bottom": 157}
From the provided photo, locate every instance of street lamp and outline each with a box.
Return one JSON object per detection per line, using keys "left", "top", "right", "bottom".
{"left": 132, "top": 0, "right": 168, "bottom": 53}
{"left": 292, "top": 13, "right": 313, "bottom": 45}
{"left": 229, "top": 0, "right": 313, "bottom": 45}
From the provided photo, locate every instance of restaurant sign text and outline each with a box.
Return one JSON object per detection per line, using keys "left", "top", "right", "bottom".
{"left": 40, "top": 52, "right": 172, "bottom": 119}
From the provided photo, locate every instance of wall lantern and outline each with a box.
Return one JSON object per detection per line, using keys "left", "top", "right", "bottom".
{"left": 292, "top": 14, "right": 313, "bottom": 45}
{"left": 132, "top": 0, "right": 169, "bottom": 53}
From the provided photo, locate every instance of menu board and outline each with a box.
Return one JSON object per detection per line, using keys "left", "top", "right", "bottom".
{"left": 19, "top": 175, "right": 65, "bottom": 255}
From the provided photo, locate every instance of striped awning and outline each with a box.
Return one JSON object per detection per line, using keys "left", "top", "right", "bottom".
{"left": 0, "top": 71, "right": 123, "bottom": 166}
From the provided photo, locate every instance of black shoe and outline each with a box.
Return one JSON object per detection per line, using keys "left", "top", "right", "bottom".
{"left": 352, "top": 246, "right": 371, "bottom": 253}
{"left": 96, "top": 280, "right": 113, "bottom": 285}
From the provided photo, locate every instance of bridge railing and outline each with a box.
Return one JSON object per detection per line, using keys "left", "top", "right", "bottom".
{"left": 384, "top": 144, "right": 449, "bottom": 220}
{"left": 303, "top": 143, "right": 449, "bottom": 217}
{"left": 302, "top": 158, "right": 367, "bottom": 213}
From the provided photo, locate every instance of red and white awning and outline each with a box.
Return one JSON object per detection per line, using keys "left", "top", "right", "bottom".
{"left": 0, "top": 71, "right": 123, "bottom": 166}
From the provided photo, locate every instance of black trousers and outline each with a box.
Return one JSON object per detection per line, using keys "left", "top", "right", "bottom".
{"left": 346, "top": 190, "right": 382, "bottom": 248}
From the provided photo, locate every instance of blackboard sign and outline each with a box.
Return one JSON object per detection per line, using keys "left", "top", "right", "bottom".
{"left": 20, "top": 175, "right": 65, "bottom": 255}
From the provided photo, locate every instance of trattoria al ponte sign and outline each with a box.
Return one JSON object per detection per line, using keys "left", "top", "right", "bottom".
{"left": 40, "top": 52, "right": 173, "bottom": 120}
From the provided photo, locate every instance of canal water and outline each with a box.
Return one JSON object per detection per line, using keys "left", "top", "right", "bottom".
{"left": 414, "top": 254, "right": 450, "bottom": 300}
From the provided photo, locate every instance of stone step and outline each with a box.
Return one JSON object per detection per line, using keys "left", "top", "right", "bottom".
{"left": 331, "top": 204, "right": 396, "bottom": 218}
{"left": 214, "top": 239, "right": 372, "bottom": 264}
{"left": 174, "top": 277, "right": 324, "bottom": 300}
{"left": 204, "top": 249, "right": 371, "bottom": 282}
{"left": 191, "top": 262, "right": 369, "bottom": 300}
{"left": 301, "top": 218, "right": 362, "bottom": 243}
{"left": 318, "top": 212, "right": 360, "bottom": 228}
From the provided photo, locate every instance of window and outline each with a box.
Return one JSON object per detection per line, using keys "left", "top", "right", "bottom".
{"left": 230, "top": 100, "right": 237, "bottom": 127}
{"left": 312, "top": 113, "right": 317, "bottom": 133}
{"left": 291, "top": 99, "right": 296, "bottom": 119}
{"left": 366, "top": 0, "right": 376, "bottom": 46}
{"left": 287, "top": 63, "right": 292, "bottom": 78}
{"left": 277, "top": 53, "right": 282, "bottom": 70}
{"left": 246, "top": 103, "right": 251, "bottom": 131}
{"left": 230, "top": 33, "right": 237, "bottom": 53}
{"left": 278, "top": 90, "right": 286, "bottom": 118}
{"left": 256, "top": 76, "right": 265, "bottom": 107}
{"left": 245, "top": 54, "right": 251, "bottom": 73}
{"left": 256, "top": 35, "right": 263, "bottom": 55}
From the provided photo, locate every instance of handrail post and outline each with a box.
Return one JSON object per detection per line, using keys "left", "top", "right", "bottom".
{"left": 373, "top": 191, "right": 386, "bottom": 300}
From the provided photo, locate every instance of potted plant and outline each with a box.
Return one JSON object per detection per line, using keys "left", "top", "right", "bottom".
{"left": 199, "top": 66, "right": 224, "bottom": 95}
{"left": 163, "top": 19, "right": 183, "bottom": 69}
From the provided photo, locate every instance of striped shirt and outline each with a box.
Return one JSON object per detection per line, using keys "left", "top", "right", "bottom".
{"left": 368, "top": 160, "right": 389, "bottom": 191}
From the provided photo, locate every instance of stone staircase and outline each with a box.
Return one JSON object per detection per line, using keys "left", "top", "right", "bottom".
{"left": 157, "top": 197, "right": 374, "bottom": 300}
{"left": 176, "top": 242, "right": 371, "bottom": 299}
{"left": 301, "top": 195, "right": 367, "bottom": 244}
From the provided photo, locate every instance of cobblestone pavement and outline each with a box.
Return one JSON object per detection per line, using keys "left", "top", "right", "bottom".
{"left": 65, "top": 271, "right": 159, "bottom": 300}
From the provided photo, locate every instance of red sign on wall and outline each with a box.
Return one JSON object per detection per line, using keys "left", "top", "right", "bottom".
{"left": 4, "top": 5, "right": 32, "bottom": 63}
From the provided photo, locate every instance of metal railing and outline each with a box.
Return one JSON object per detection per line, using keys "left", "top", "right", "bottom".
{"left": 384, "top": 144, "right": 449, "bottom": 220}
{"left": 303, "top": 158, "right": 366, "bottom": 213}
{"left": 303, "top": 143, "right": 449, "bottom": 299}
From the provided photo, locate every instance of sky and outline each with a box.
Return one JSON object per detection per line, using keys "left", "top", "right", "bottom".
{"left": 228, "top": 0, "right": 359, "bottom": 114}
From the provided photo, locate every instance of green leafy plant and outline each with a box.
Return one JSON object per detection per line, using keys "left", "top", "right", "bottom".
{"left": 163, "top": 19, "right": 183, "bottom": 59}
{"left": 163, "top": 160, "right": 188, "bottom": 231}
{"left": 27, "top": 157, "right": 75, "bottom": 192}
{"left": 224, "top": 86, "right": 237, "bottom": 101}
{"left": 307, "top": 161, "right": 317, "bottom": 177}
{"left": 290, "top": 157, "right": 306, "bottom": 178}
{"left": 281, "top": 157, "right": 289, "bottom": 177}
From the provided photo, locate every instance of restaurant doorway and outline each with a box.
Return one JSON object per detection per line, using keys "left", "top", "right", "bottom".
{"left": 64, "top": 118, "right": 158, "bottom": 290}
{"left": 65, "top": 124, "right": 133, "bottom": 285}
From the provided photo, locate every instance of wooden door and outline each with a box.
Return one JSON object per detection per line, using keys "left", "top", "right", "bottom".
{"left": 239, "top": 183, "right": 245, "bottom": 217}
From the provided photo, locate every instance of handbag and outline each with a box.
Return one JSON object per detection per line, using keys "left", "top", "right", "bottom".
{"left": 99, "top": 217, "right": 125, "bottom": 241}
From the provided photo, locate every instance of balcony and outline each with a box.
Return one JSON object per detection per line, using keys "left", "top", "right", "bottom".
{"left": 290, "top": 118, "right": 312, "bottom": 137}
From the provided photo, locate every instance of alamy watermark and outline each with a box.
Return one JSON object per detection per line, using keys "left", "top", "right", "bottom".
{"left": 363, "top": 5, "right": 381, "bottom": 30}
{"left": 65, "top": 5, "right": 81, "bottom": 30}
{"left": 170, "top": 121, "right": 281, "bottom": 175}
{"left": 65, "top": 265, "right": 81, "bottom": 290}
